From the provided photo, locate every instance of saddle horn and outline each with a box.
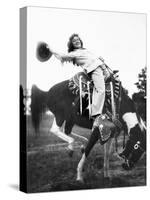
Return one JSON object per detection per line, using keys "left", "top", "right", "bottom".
{"left": 36, "top": 42, "right": 52, "bottom": 62}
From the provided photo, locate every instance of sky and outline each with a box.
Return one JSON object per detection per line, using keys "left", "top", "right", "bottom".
{"left": 26, "top": 6, "right": 146, "bottom": 96}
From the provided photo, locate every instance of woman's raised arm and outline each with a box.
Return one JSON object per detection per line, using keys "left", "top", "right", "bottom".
{"left": 48, "top": 45, "right": 75, "bottom": 63}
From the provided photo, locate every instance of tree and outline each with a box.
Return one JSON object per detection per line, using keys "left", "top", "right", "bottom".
{"left": 132, "top": 67, "right": 147, "bottom": 121}
{"left": 134, "top": 67, "right": 146, "bottom": 96}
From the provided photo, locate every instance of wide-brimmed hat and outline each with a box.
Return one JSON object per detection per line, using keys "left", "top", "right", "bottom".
{"left": 36, "top": 42, "right": 52, "bottom": 62}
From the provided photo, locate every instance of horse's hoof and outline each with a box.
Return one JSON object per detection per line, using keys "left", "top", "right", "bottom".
{"left": 68, "top": 149, "right": 74, "bottom": 157}
{"left": 76, "top": 178, "right": 84, "bottom": 183}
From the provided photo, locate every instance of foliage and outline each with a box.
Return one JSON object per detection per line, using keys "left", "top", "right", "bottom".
{"left": 132, "top": 92, "right": 146, "bottom": 121}
{"left": 134, "top": 67, "right": 146, "bottom": 96}
{"left": 132, "top": 67, "right": 147, "bottom": 121}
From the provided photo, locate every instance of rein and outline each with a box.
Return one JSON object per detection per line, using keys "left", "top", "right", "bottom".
{"left": 105, "top": 65, "right": 123, "bottom": 155}
{"left": 133, "top": 141, "right": 145, "bottom": 152}
{"left": 102, "top": 66, "right": 127, "bottom": 155}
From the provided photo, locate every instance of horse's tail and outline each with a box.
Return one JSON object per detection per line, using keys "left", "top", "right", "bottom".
{"left": 31, "top": 85, "right": 48, "bottom": 133}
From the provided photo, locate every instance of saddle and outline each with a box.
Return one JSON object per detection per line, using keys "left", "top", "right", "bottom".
{"left": 68, "top": 70, "right": 122, "bottom": 143}
{"left": 68, "top": 71, "right": 112, "bottom": 96}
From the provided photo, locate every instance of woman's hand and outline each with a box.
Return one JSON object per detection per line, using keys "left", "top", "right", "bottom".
{"left": 46, "top": 44, "right": 54, "bottom": 55}
{"left": 47, "top": 45, "right": 63, "bottom": 62}
{"left": 46, "top": 45, "right": 74, "bottom": 64}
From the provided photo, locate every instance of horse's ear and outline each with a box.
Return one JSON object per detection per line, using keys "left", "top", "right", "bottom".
{"left": 36, "top": 42, "right": 52, "bottom": 62}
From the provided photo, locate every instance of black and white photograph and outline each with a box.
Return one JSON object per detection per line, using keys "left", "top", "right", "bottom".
{"left": 20, "top": 6, "right": 146, "bottom": 193}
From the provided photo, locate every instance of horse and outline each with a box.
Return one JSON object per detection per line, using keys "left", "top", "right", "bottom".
{"left": 31, "top": 71, "right": 146, "bottom": 181}
{"left": 76, "top": 75, "right": 146, "bottom": 181}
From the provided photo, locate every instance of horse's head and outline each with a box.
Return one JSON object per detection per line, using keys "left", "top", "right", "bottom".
{"left": 120, "top": 90, "right": 146, "bottom": 170}
{"left": 121, "top": 123, "right": 146, "bottom": 170}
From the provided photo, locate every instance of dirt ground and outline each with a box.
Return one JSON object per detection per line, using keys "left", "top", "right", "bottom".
{"left": 26, "top": 115, "right": 146, "bottom": 193}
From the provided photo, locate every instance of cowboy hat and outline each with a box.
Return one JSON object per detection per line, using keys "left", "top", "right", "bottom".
{"left": 36, "top": 42, "right": 52, "bottom": 62}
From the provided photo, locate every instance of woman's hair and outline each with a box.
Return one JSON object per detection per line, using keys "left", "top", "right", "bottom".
{"left": 67, "top": 33, "right": 83, "bottom": 53}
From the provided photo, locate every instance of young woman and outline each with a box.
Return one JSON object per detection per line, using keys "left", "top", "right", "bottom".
{"left": 49, "top": 33, "right": 109, "bottom": 118}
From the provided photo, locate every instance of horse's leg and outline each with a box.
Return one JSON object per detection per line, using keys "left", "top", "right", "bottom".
{"left": 64, "top": 120, "right": 75, "bottom": 156}
{"left": 64, "top": 120, "right": 74, "bottom": 135}
{"left": 50, "top": 116, "right": 74, "bottom": 151}
{"left": 77, "top": 127, "right": 99, "bottom": 182}
{"left": 103, "top": 137, "right": 113, "bottom": 178}
{"left": 65, "top": 119, "right": 89, "bottom": 155}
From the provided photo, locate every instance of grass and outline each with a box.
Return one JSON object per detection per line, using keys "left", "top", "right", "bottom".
{"left": 26, "top": 114, "right": 146, "bottom": 193}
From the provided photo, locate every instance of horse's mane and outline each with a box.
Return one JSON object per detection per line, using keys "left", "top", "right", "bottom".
{"left": 47, "top": 80, "right": 76, "bottom": 108}
{"left": 49, "top": 80, "right": 68, "bottom": 91}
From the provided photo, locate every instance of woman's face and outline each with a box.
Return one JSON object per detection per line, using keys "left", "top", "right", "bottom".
{"left": 72, "top": 36, "right": 82, "bottom": 49}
